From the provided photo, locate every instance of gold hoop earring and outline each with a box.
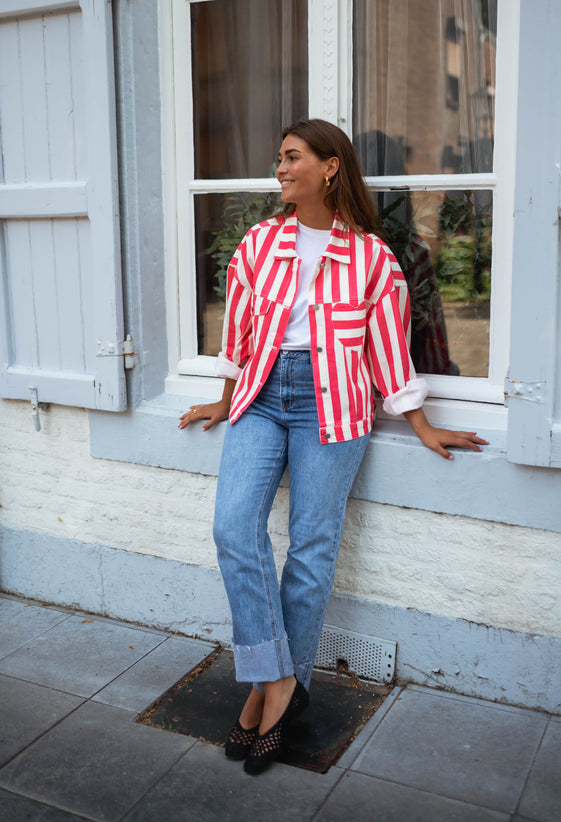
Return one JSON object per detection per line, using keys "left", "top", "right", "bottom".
{"left": 325, "top": 176, "right": 331, "bottom": 187}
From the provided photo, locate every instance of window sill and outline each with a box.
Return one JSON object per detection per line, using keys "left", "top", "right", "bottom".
{"left": 165, "top": 370, "right": 509, "bottom": 431}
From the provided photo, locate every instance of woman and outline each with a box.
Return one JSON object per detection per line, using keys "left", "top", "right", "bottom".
{"left": 179, "top": 119, "right": 487, "bottom": 775}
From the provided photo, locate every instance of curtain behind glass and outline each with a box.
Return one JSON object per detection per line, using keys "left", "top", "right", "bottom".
{"left": 353, "top": 0, "right": 497, "bottom": 176}
{"left": 191, "top": 0, "right": 308, "bottom": 179}
{"left": 191, "top": 0, "right": 308, "bottom": 355}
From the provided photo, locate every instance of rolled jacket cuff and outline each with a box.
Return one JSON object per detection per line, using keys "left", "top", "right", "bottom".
{"left": 215, "top": 352, "right": 243, "bottom": 380}
{"left": 382, "top": 377, "right": 430, "bottom": 415}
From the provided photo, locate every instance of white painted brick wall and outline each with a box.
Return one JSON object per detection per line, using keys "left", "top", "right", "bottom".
{"left": 1, "top": 399, "right": 560, "bottom": 639}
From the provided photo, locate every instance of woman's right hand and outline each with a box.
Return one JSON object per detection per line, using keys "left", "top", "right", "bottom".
{"left": 178, "top": 400, "right": 230, "bottom": 432}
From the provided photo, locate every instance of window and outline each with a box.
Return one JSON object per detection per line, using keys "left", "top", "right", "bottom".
{"left": 163, "top": 0, "right": 517, "bottom": 425}
{"left": 352, "top": 0, "right": 512, "bottom": 416}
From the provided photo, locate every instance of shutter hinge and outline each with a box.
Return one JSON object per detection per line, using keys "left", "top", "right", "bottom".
{"left": 96, "top": 334, "right": 135, "bottom": 369}
{"left": 503, "top": 374, "right": 545, "bottom": 406}
{"left": 28, "top": 385, "right": 50, "bottom": 432}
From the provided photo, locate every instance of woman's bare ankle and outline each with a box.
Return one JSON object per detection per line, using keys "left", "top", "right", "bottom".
{"left": 239, "top": 687, "right": 265, "bottom": 729}
{"left": 259, "top": 675, "right": 296, "bottom": 734}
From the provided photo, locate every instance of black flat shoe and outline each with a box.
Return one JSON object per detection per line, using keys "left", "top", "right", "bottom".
{"left": 243, "top": 680, "right": 309, "bottom": 776}
{"left": 224, "top": 720, "right": 259, "bottom": 760}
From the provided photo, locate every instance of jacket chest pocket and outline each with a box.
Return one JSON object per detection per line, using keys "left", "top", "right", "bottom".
{"left": 330, "top": 301, "right": 368, "bottom": 348}
{"left": 252, "top": 294, "right": 288, "bottom": 340}
{"left": 328, "top": 301, "right": 371, "bottom": 422}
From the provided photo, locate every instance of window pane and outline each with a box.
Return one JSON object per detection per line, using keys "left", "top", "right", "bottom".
{"left": 378, "top": 189, "right": 492, "bottom": 377}
{"left": 197, "top": 189, "right": 491, "bottom": 376}
{"left": 191, "top": 0, "right": 308, "bottom": 179}
{"left": 194, "top": 192, "right": 281, "bottom": 355}
{"left": 353, "top": 0, "right": 497, "bottom": 175}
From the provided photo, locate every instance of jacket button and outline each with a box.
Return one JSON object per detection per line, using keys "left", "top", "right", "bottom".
{"left": 324, "top": 432, "right": 331, "bottom": 439}
{"left": 321, "top": 387, "right": 327, "bottom": 393}
{"left": 313, "top": 304, "right": 320, "bottom": 311}
{"left": 316, "top": 346, "right": 323, "bottom": 353}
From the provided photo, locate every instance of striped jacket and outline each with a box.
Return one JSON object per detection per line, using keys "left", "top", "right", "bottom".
{"left": 216, "top": 213, "right": 428, "bottom": 443}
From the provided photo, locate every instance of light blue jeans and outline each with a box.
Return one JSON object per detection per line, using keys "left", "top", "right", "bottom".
{"left": 213, "top": 351, "right": 370, "bottom": 691}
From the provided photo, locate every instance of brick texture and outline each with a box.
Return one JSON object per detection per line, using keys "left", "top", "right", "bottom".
{"left": 1, "top": 399, "right": 560, "bottom": 639}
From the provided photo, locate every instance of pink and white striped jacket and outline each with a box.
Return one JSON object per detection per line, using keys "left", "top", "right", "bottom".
{"left": 216, "top": 213, "right": 428, "bottom": 443}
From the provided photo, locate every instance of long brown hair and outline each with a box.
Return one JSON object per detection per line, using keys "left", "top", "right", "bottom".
{"left": 280, "top": 118, "right": 384, "bottom": 238}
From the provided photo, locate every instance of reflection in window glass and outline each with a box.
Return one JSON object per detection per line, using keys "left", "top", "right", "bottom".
{"left": 378, "top": 189, "right": 492, "bottom": 377}
{"left": 353, "top": 0, "right": 497, "bottom": 175}
{"left": 191, "top": 0, "right": 307, "bottom": 179}
{"left": 195, "top": 192, "right": 281, "bottom": 356}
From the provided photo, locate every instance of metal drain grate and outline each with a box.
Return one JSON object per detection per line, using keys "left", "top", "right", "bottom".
{"left": 315, "top": 625, "right": 396, "bottom": 683}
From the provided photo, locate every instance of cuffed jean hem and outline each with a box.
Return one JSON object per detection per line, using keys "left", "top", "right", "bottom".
{"left": 233, "top": 635, "right": 295, "bottom": 684}
{"left": 253, "top": 658, "right": 314, "bottom": 693}
{"left": 293, "top": 660, "right": 314, "bottom": 692}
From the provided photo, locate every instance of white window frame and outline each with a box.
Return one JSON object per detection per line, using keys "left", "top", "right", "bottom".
{"left": 160, "top": 0, "right": 519, "bottom": 429}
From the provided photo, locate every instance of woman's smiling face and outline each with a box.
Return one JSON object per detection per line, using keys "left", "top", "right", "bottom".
{"left": 276, "top": 135, "right": 332, "bottom": 208}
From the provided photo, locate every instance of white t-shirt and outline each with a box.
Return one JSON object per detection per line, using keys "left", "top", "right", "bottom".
{"left": 281, "top": 222, "right": 331, "bottom": 350}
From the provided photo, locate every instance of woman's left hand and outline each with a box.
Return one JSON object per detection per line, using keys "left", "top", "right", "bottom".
{"left": 416, "top": 426, "right": 489, "bottom": 460}
{"left": 403, "top": 407, "right": 489, "bottom": 460}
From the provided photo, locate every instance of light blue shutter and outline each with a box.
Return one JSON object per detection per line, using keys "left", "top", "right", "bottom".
{"left": 506, "top": 0, "right": 561, "bottom": 467}
{"left": 0, "top": 0, "right": 126, "bottom": 411}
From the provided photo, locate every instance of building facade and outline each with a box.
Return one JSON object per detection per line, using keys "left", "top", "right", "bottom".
{"left": 1, "top": 0, "right": 560, "bottom": 712}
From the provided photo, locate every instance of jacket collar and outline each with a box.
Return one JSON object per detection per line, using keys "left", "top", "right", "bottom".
{"left": 274, "top": 212, "right": 353, "bottom": 265}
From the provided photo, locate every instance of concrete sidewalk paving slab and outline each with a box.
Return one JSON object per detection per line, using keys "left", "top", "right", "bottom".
{"left": 0, "top": 675, "right": 83, "bottom": 767}
{"left": 0, "top": 615, "right": 167, "bottom": 698}
{"left": 51, "top": 607, "right": 179, "bottom": 638}
{"left": 2, "top": 595, "right": 559, "bottom": 822}
{"left": 516, "top": 717, "right": 561, "bottom": 822}
{"left": 314, "top": 771, "right": 511, "bottom": 822}
{"left": 0, "top": 599, "right": 70, "bottom": 660}
{"left": 92, "top": 635, "right": 214, "bottom": 712}
{"left": 0, "top": 787, "right": 93, "bottom": 822}
{"left": 335, "top": 685, "right": 404, "bottom": 770}
{"left": 0, "top": 701, "right": 196, "bottom": 822}
{"left": 406, "top": 683, "right": 551, "bottom": 718}
{"left": 122, "top": 739, "right": 341, "bottom": 822}
{"left": 349, "top": 686, "right": 548, "bottom": 814}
